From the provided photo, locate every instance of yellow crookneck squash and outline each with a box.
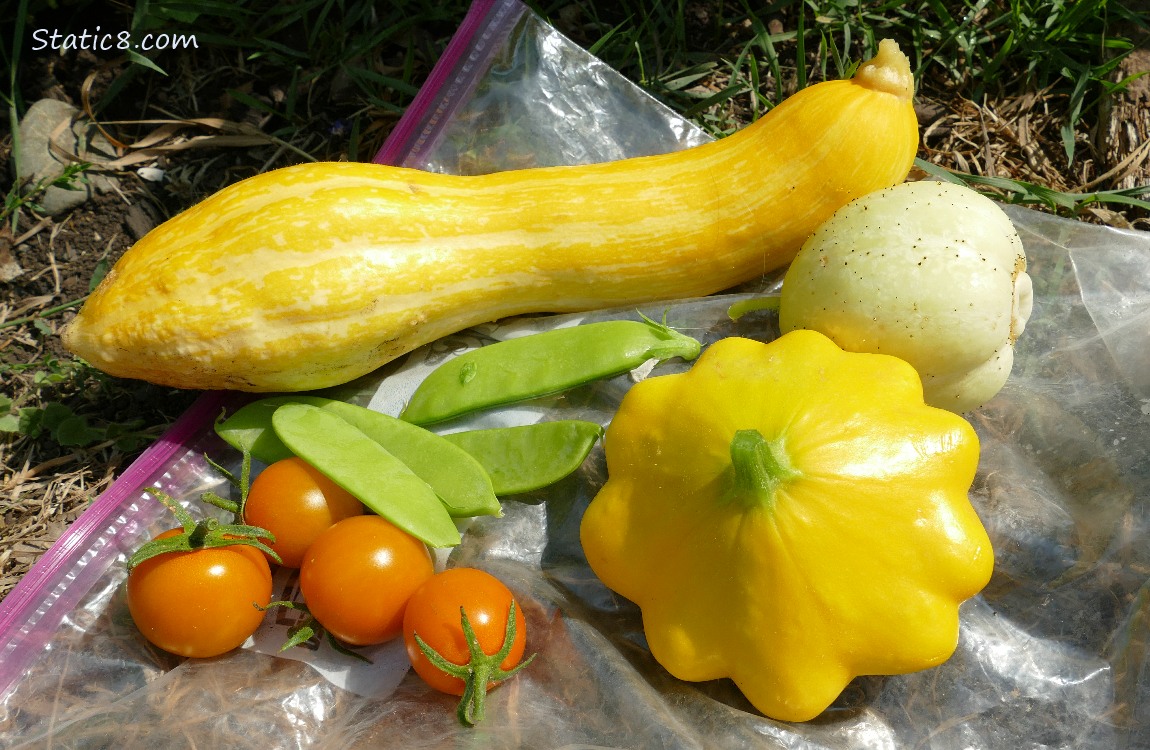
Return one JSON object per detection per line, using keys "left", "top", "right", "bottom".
{"left": 63, "top": 41, "right": 919, "bottom": 392}
{"left": 579, "top": 330, "right": 994, "bottom": 723}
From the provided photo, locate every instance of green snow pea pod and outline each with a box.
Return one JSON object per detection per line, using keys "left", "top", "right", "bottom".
{"left": 216, "top": 397, "right": 501, "bottom": 518}
{"left": 400, "top": 317, "right": 701, "bottom": 426}
{"left": 271, "top": 403, "right": 461, "bottom": 548}
{"left": 322, "top": 401, "right": 499, "bottom": 518}
{"left": 442, "top": 420, "right": 604, "bottom": 496}
{"left": 215, "top": 395, "right": 330, "bottom": 463}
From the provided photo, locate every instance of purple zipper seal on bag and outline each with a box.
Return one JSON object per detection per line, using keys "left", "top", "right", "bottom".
{"left": 374, "top": 0, "right": 527, "bottom": 168}
{"left": 0, "top": 391, "right": 236, "bottom": 700}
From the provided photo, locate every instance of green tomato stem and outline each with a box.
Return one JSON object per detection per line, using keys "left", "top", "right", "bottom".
{"left": 202, "top": 449, "right": 252, "bottom": 522}
{"left": 187, "top": 517, "right": 213, "bottom": 547}
{"left": 126, "top": 451, "right": 281, "bottom": 571}
{"left": 413, "top": 600, "right": 536, "bottom": 726}
{"left": 259, "top": 600, "right": 373, "bottom": 663}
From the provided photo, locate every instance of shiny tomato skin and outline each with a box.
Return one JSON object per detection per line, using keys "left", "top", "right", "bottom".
{"left": 126, "top": 528, "right": 273, "bottom": 658}
{"left": 402, "top": 567, "right": 528, "bottom": 696}
{"left": 298, "top": 514, "right": 435, "bottom": 646}
{"left": 244, "top": 456, "right": 364, "bottom": 568}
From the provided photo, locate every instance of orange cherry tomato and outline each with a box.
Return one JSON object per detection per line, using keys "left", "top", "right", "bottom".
{"left": 298, "top": 514, "right": 435, "bottom": 646}
{"left": 402, "top": 567, "right": 529, "bottom": 697}
{"left": 126, "top": 528, "right": 273, "bottom": 658}
{"left": 244, "top": 456, "right": 364, "bottom": 568}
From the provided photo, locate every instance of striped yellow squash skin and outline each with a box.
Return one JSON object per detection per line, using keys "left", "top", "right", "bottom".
{"left": 62, "top": 40, "right": 919, "bottom": 392}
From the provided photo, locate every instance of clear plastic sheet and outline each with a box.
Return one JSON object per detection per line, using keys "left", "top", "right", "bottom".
{"left": 3, "top": 0, "right": 1150, "bottom": 747}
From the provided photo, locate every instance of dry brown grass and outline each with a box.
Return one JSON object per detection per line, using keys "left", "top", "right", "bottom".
{"left": 0, "top": 455, "right": 117, "bottom": 584}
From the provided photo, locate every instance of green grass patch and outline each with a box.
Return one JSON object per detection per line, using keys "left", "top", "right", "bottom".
{"left": 5, "top": 0, "right": 1148, "bottom": 206}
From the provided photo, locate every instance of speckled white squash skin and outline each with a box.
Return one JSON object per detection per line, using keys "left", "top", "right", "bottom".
{"left": 778, "top": 180, "right": 1034, "bottom": 413}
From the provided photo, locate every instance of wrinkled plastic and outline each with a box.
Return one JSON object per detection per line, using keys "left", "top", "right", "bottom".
{"left": 3, "top": 0, "right": 1150, "bottom": 747}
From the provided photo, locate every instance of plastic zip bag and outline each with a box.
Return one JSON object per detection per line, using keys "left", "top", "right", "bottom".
{"left": 374, "top": 0, "right": 711, "bottom": 172}
{"left": 3, "top": 0, "right": 1150, "bottom": 746}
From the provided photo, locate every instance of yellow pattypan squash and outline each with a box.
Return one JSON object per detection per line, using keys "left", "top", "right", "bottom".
{"left": 579, "top": 330, "right": 994, "bottom": 722}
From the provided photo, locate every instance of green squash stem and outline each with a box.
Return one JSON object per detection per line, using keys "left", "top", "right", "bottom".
{"left": 729, "top": 428, "right": 795, "bottom": 508}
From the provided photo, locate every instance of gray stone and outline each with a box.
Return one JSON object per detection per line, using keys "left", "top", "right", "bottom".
{"left": 14, "top": 98, "right": 119, "bottom": 215}
{"left": 0, "top": 242, "right": 23, "bottom": 282}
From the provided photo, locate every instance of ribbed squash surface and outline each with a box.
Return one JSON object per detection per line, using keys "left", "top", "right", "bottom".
{"left": 63, "top": 40, "right": 919, "bottom": 391}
